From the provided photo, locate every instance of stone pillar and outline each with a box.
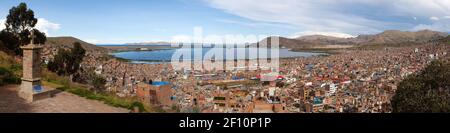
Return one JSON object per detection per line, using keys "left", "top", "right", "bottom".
{"left": 20, "top": 34, "right": 43, "bottom": 102}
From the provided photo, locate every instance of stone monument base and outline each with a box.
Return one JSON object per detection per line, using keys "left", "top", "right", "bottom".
{"left": 20, "top": 78, "right": 59, "bottom": 102}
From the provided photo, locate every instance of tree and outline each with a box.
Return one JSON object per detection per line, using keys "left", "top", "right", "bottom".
{"left": 48, "top": 48, "right": 68, "bottom": 75}
{"left": 67, "top": 42, "right": 86, "bottom": 75}
{"left": 91, "top": 74, "right": 106, "bottom": 93}
{"left": 47, "top": 42, "right": 86, "bottom": 78}
{"left": 71, "top": 67, "right": 107, "bottom": 93}
{"left": 0, "top": 3, "right": 46, "bottom": 55}
{"left": 391, "top": 60, "right": 450, "bottom": 113}
{"left": 0, "top": 40, "right": 4, "bottom": 50}
{"left": 0, "top": 31, "right": 19, "bottom": 54}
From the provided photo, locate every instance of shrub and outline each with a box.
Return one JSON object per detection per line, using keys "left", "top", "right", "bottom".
{"left": 391, "top": 60, "right": 450, "bottom": 113}
{"left": 0, "top": 67, "right": 8, "bottom": 75}
{"left": 0, "top": 67, "right": 21, "bottom": 85}
{"left": 91, "top": 75, "right": 106, "bottom": 93}
{"left": 3, "top": 76, "right": 21, "bottom": 84}
{"left": 130, "top": 102, "right": 146, "bottom": 113}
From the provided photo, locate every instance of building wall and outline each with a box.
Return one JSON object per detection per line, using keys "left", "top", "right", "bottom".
{"left": 157, "top": 85, "right": 173, "bottom": 107}
{"left": 136, "top": 84, "right": 150, "bottom": 104}
{"left": 136, "top": 83, "right": 173, "bottom": 107}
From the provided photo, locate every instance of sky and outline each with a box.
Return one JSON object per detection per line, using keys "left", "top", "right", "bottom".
{"left": 0, "top": 0, "right": 450, "bottom": 44}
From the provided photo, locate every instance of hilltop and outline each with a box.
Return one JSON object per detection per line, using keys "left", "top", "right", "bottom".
{"left": 356, "top": 30, "right": 448, "bottom": 45}
{"left": 257, "top": 30, "right": 449, "bottom": 50}
{"left": 42, "top": 36, "right": 109, "bottom": 60}
{"left": 295, "top": 35, "right": 352, "bottom": 45}
{"left": 45, "top": 36, "right": 108, "bottom": 53}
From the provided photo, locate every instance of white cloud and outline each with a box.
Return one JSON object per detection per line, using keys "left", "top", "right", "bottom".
{"left": 413, "top": 17, "right": 450, "bottom": 32}
{"left": 84, "top": 39, "right": 99, "bottom": 44}
{"left": 290, "top": 31, "right": 356, "bottom": 38}
{"left": 0, "top": 18, "right": 60, "bottom": 35}
{"left": 172, "top": 35, "right": 192, "bottom": 43}
{"left": 390, "top": 0, "right": 450, "bottom": 17}
{"left": 205, "top": 0, "right": 450, "bottom": 34}
{"left": 0, "top": 19, "right": 5, "bottom": 30}
{"left": 216, "top": 19, "right": 296, "bottom": 29}
{"left": 35, "top": 18, "right": 60, "bottom": 36}
{"left": 430, "top": 16, "right": 440, "bottom": 21}
{"left": 171, "top": 33, "right": 268, "bottom": 44}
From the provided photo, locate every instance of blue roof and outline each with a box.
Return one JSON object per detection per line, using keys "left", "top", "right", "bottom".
{"left": 151, "top": 81, "right": 170, "bottom": 86}
{"left": 313, "top": 97, "right": 323, "bottom": 104}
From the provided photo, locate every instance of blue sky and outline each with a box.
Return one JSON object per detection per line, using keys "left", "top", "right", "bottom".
{"left": 1, "top": 0, "right": 450, "bottom": 44}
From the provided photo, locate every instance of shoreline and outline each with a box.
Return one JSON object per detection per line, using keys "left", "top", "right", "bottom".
{"left": 108, "top": 50, "right": 332, "bottom": 64}
{"left": 106, "top": 47, "right": 338, "bottom": 64}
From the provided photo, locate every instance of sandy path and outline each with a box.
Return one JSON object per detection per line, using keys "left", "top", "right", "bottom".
{"left": 0, "top": 85, "right": 129, "bottom": 113}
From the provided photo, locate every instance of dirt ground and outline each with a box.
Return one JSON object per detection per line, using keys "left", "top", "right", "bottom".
{"left": 0, "top": 85, "right": 129, "bottom": 113}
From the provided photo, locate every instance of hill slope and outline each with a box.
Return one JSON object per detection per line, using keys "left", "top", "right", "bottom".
{"left": 356, "top": 30, "right": 448, "bottom": 45}
{"left": 45, "top": 37, "right": 108, "bottom": 53}
{"left": 295, "top": 35, "right": 353, "bottom": 45}
{"left": 258, "top": 30, "right": 448, "bottom": 49}
{"left": 0, "top": 51, "right": 21, "bottom": 86}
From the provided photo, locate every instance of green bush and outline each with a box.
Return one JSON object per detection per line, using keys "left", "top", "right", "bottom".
{"left": 0, "top": 67, "right": 8, "bottom": 75}
{"left": 3, "top": 76, "right": 21, "bottom": 84}
{"left": 391, "top": 60, "right": 450, "bottom": 113}
{"left": 9, "top": 63, "right": 22, "bottom": 72}
{"left": 130, "top": 102, "right": 146, "bottom": 113}
{"left": 91, "top": 75, "right": 106, "bottom": 92}
{"left": 56, "top": 86, "right": 69, "bottom": 91}
{"left": 214, "top": 97, "right": 226, "bottom": 100}
{"left": 0, "top": 67, "right": 21, "bottom": 85}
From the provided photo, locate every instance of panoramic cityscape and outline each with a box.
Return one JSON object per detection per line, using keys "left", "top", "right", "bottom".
{"left": 0, "top": 0, "right": 449, "bottom": 114}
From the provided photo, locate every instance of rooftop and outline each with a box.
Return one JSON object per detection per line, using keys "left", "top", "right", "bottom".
{"left": 151, "top": 81, "right": 170, "bottom": 86}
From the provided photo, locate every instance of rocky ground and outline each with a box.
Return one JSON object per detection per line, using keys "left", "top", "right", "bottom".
{"left": 0, "top": 85, "right": 129, "bottom": 113}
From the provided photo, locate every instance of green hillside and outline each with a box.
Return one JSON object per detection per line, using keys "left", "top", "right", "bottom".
{"left": 0, "top": 51, "right": 21, "bottom": 86}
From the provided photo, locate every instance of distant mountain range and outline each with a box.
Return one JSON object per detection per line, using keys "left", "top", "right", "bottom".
{"left": 44, "top": 30, "right": 449, "bottom": 54}
{"left": 257, "top": 30, "right": 449, "bottom": 49}
{"left": 125, "top": 41, "right": 172, "bottom": 45}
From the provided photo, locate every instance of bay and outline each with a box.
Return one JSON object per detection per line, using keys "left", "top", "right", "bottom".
{"left": 110, "top": 48, "right": 326, "bottom": 64}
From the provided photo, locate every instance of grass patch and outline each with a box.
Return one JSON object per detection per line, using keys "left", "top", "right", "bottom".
{"left": 42, "top": 69, "right": 71, "bottom": 87}
{"left": 56, "top": 86, "right": 148, "bottom": 112}
{"left": 42, "top": 81, "right": 64, "bottom": 89}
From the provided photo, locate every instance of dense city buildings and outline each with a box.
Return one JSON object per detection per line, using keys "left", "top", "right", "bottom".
{"left": 47, "top": 41, "right": 448, "bottom": 113}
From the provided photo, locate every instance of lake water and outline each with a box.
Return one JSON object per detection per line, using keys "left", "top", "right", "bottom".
{"left": 111, "top": 48, "right": 326, "bottom": 64}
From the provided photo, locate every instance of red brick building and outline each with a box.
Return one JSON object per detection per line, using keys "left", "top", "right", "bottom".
{"left": 136, "top": 81, "right": 173, "bottom": 107}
